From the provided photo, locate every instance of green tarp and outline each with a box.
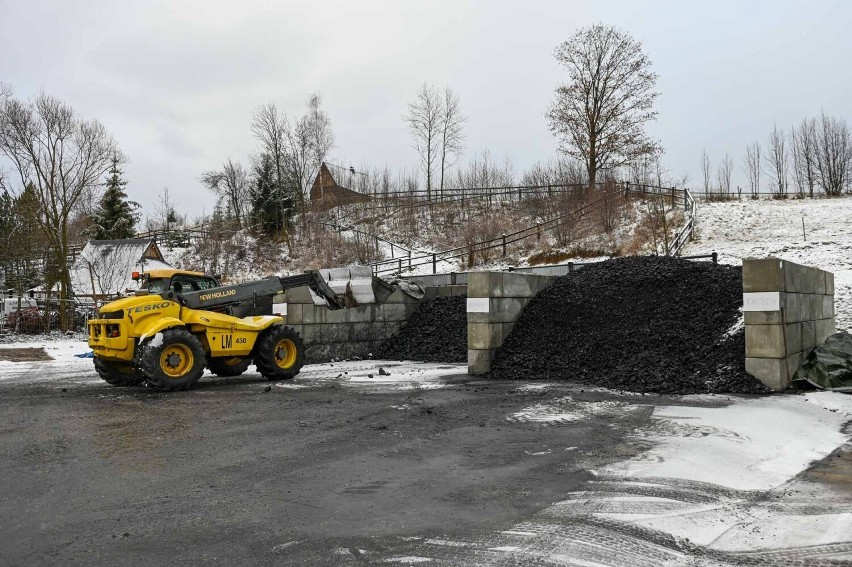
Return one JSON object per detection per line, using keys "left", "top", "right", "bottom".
{"left": 793, "top": 332, "right": 852, "bottom": 392}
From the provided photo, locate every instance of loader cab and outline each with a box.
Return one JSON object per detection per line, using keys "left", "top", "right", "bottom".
{"left": 133, "top": 269, "right": 220, "bottom": 295}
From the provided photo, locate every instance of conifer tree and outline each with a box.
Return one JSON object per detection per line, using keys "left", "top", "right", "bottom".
{"left": 89, "top": 156, "right": 140, "bottom": 240}
{"left": 250, "top": 152, "right": 291, "bottom": 236}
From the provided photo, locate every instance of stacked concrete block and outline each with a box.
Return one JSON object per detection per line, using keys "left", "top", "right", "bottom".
{"left": 283, "top": 283, "right": 465, "bottom": 363}
{"left": 743, "top": 258, "right": 836, "bottom": 391}
{"left": 467, "top": 271, "right": 555, "bottom": 375}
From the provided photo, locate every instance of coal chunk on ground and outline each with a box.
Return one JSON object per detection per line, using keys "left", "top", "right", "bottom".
{"left": 490, "top": 256, "right": 768, "bottom": 395}
{"left": 376, "top": 295, "right": 467, "bottom": 363}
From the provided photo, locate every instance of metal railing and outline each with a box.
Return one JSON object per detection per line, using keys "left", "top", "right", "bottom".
{"left": 371, "top": 182, "right": 691, "bottom": 276}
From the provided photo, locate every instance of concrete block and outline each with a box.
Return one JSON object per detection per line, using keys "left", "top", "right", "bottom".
{"left": 743, "top": 258, "right": 785, "bottom": 292}
{"left": 382, "top": 303, "right": 411, "bottom": 322}
{"left": 466, "top": 310, "right": 489, "bottom": 324}
{"left": 468, "top": 322, "right": 503, "bottom": 350}
{"left": 783, "top": 261, "right": 806, "bottom": 294}
{"left": 436, "top": 286, "right": 452, "bottom": 297}
{"left": 323, "top": 306, "right": 349, "bottom": 324}
{"left": 350, "top": 322, "right": 377, "bottom": 342}
{"left": 822, "top": 295, "right": 835, "bottom": 319}
{"left": 502, "top": 273, "right": 538, "bottom": 298}
{"left": 345, "top": 305, "right": 374, "bottom": 324}
{"left": 782, "top": 293, "right": 801, "bottom": 323}
{"left": 286, "top": 303, "right": 303, "bottom": 325}
{"left": 285, "top": 285, "right": 315, "bottom": 304}
{"left": 815, "top": 270, "right": 826, "bottom": 295}
{"left": 801, "top": 266, "right": 822, "bottom": 294}
{"left": 467, "top": 272, "right": 492, "bottom": 297}
{"left": 744, "top": 310, "right": 783, "bottom": 325}
{"left": 423, "top": 287, "right": 438, "bottom": 301}
{"left": 745, "top": 324, "right": 785, "bottom": 358}
{"left": 745, "top": 357, "right": 789, "bottom": 391}
{"left": 489, "top": 297, "right": 528, "bottom": 324}
{"left": 449, "top": 285, "right": 467, "bottom": 296}
{"left": 826, "top": 271, "right": 834, "bottom": 295}
{"left": 302, "top": 306, "right": 325, "bottom": 324}
{"left": 468, "top": 349, "right": 492, "bottom": 375}
{"left": 815, "top": 319, "right": 836, "bottom": 344}
{"left": 801, "top": 320, "right": 816, "bottom": 351}
{"left": 784, "top": 322, "right": 802, "bottom": 355}
{"left": 287, "top": 324, "right": 304, "bottom": 340}
{"left": 383, "top": 288, "right": 416, "bottom": 304}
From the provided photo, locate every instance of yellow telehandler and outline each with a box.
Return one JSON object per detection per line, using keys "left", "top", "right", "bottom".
{"left": 87, "top": 271, "right": 340, "bottom": 391}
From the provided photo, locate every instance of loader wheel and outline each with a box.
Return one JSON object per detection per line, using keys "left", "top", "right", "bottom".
{"left": 140, "top": 328, "right": 206, "bottom": 391}
{"left": 207, "top": 356, "right": 252, "bottom": 377}
{"left": 93, "top": 357, "right": 145, "bottom": 387}
{"left": 254, "top": 326, "right": 304, "bottom": 381}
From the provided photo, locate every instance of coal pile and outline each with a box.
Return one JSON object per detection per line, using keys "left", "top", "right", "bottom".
{"left": 490, "top": 256, "right": 768, "bottom": 395}
{"left": 375, "top": 295, "right": 467, "bottom": 363}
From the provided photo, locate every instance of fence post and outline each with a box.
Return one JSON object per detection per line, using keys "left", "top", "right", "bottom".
{"left": 501, "top": 234, "right": 507, "bottom": 257}
{"left": 390, "top": 243, "right": 394, "bottom": 258}
{"left": 625, "top": 180, "right": 630, "bottom": 197}
{"left": 408, "top": 250, "right": 412, "bottom": 268}
{"left": 712, "top": 252, "right": 718, "bottom": 264}
{"left": 432, "top": 253, "right": 436, "bottom": 274}
{"left": 670, "top": 186, "right": 675, "bottom": 210}
{"left": 568, "top": 261, "right": 574, "bottom": 273}
{"left": 451, "top": 272, "right": 456, "bottom": 285}
{"left": 398, "top": 258, "right": 402, "bottom": 272}
{"left": 537, "top": 225, "right": 541, "bottom": 241}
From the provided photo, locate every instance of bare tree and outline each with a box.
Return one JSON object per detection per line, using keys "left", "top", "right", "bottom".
{"left": 700, "top": 149, "right": 711, "bottom": 196}
{"left": 438, "top": 87, "right": 466, "bottom": 199}
{"left": 717, "top": 153, "right": 734, "bottom": 197}
{"left": 547, "top": 24, "right": 660, "bottom": 189}
{"left": 742, "top": 142, "right": 762, "bottom": 198}
{"left": 790, "top": 118, "right": 818, "bottom": 197}
{"left": 251, "top": 95, "right": 334, "bottom": 216}
{"left": 200, "top": 159, "right": 249, "bottom": 228}
{"left": 814, "top": 113, "right": 852, "bottom": 197}
{"left": 305, "top": 93, "right": 334, "bottom": 172}
{"left": 405, "top": 83, "right": 443, "bottom": 199}
{"left": 766, "top": 124, "right": 788, "bottom": 196}
{"left": 0, "top": 93, "right": 119, "bottom": 322}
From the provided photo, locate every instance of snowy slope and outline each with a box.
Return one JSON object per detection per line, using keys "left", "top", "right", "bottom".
{"left": 684, "top": 197, "right": 852, "bottom": 331}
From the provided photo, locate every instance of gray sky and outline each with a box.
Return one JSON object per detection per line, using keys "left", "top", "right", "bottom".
{"left": 1, "top": 0, "right": 850, "bottom": 218}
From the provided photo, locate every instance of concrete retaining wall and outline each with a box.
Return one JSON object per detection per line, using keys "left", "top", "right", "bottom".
{"left": 467, "top": 271, "right": 556, "bottom": 375}
{"left": 743, "top": 258, "right": 836, "bottom": 391}
{"left": 284, "top": 284, "right": 465, "bottom": 363}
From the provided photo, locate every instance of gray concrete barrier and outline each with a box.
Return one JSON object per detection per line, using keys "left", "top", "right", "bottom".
{"left": 284, "top": 283, "right": 465, "bottom": 363}
{"left": 467, "top": 271, "right": 556, "bottom": 375}
{"left": 743, "top": 258, "right": 836, "bottom": 391}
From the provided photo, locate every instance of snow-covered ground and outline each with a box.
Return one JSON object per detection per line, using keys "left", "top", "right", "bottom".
{"left": 685, "top": 196, "right": 852, "bottom": 331}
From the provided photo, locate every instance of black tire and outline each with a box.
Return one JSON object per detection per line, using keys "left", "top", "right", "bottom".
{"left": 253, "top": 326, "right": 305, "bottom": 381}
{"left": 93, "top": 357, "right": 145, "bottom": 386}
{"left": 207, "top": 356, "right": 252, "bottom": 377}
{"left": 139, "top": 328, "right": 206, "bottom": 391}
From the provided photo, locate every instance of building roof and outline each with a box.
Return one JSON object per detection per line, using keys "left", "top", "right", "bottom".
{"left": 70, "top": 238, "right": 170, "bottom": 299}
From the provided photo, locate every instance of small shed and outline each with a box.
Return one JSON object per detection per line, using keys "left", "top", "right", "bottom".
{"left": 309, "top": 163, "right": 371, "bottom": 208}
{"left": 70, "top": 238, "right": 171, "bottom": 300}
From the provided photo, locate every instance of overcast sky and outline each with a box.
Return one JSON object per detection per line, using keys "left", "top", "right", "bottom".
{"left": 1, "top": 0, "right": 850, "bottom": 219}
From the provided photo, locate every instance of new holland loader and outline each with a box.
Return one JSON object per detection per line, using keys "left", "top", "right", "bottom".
{"left": 87, "top": 271, "right": 340, "bottom": 391}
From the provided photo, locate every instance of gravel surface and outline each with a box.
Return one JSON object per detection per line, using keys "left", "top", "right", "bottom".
{"left": 375, "top": 295, "right": 467, "bottom": 363}
{"left": 490, "top": 256, "right": 769, "bottom": 395}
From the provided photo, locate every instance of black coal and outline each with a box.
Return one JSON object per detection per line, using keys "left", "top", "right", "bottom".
{"left": 375, "top": 295, "right": 467, "bottom": 363}
{"left": 490, "top": 256, "right": 768, "bottom": 395}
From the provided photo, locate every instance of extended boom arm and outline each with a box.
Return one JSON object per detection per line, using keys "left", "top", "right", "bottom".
{"left": 164, "top": 270, "right": 342, "bottom": 312}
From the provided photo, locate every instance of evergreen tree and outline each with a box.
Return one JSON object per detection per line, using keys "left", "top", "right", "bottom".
{"left": 89, "top": 156, "right": 140, "bottom": 240}
{"left": 0, "top": 185, "right": 44, "bottom": 294}
{"left": 250, "top": 152, "right": 292, "bottom": 236}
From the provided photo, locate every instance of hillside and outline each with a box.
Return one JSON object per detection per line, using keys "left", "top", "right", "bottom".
{"left": 683, "top": 197, "right": 852, "bottom": 331}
